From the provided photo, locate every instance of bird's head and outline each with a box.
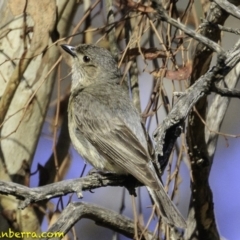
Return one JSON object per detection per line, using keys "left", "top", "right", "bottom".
{"left": 61, "top": 44, "right": 121, "bottom": 89}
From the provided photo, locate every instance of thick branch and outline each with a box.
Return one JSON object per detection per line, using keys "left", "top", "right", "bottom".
{"left": 212, "top": 84, "right": 240, "bottom": 98}
{"left": 184, "top": 1, "right": 239, "bottom": 239}
{"left": 153, "top": 47, "right": 240, "bottom": 155}
{"left": 214, "top": 0, "right": 240, "bottom": 19}
{"left": 0, "top": 173, "right": 141, "bottom": 209}
{"left": 45, "top": 202, "right": 158, "bottom": 240}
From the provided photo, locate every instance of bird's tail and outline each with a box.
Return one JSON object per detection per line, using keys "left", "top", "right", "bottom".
{"left": 147, "top": 186, "right": 186, "bottom": 228}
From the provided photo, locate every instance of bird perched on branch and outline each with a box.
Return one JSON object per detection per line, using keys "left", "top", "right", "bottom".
{"left": 61, "top": 43, "right": 186, "bottom": 228}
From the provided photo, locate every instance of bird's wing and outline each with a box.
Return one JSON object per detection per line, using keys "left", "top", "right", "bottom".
{"left": 72, "top": 85, "right": 160, "bottom": 190}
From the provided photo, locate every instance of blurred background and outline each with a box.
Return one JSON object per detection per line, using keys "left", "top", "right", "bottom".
{"left": 37, "top": 6, "right": 240, "bottom": 240}
{"left": 1, "top": 0, "right": 240, "bottom": 239}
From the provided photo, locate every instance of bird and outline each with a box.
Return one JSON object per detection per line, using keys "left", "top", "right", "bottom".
{"left": 61, "top": 43, "right": 186, "bottom": 228}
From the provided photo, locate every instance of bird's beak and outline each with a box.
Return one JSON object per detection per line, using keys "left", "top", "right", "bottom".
{"left": 61, "top": 44, "right": 76, "bottom": 57}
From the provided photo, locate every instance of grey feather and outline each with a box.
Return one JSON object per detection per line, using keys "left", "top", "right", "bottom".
{"left": 62, "top": 44, "right": 186, "bottom": 228}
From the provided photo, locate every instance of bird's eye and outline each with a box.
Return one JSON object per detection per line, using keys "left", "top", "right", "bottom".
{"left": 83, "top": 55, "right": 90, "bottom": 63}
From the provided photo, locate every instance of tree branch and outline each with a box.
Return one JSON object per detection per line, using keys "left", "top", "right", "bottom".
{"left": 45, "top": 202, "right": 159, "bottom": 240}
{"left": 0, "top": 173, "right": 142, "bottom": 209}
{"left": 211, "top": 84, "right": 240, "bottom": 98}
{"left": 153, "top": 47, "right": 240, "bottom": 156}
{"left": 153, "top": 1, "right": 224, "bottom": 55}
{"left": 214, "top": 0, "right": 240, "bottom": 20}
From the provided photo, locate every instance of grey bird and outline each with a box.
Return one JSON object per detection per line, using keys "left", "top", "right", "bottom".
{"left": 61, "top": 43, "right": 186, "bottom": 228}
